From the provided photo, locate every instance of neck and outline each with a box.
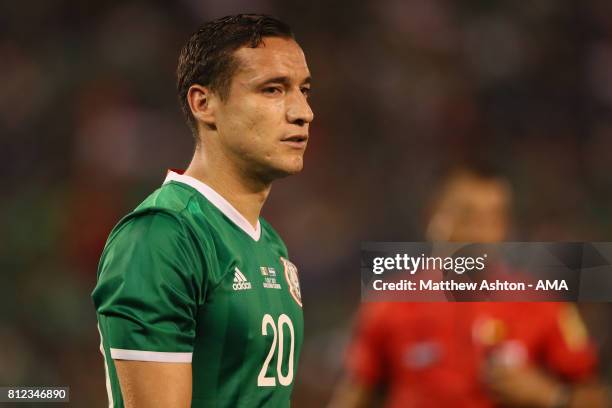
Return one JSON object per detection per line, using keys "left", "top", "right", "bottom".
{"left": 184, "top": 144, "right": 271, "bottom": 229}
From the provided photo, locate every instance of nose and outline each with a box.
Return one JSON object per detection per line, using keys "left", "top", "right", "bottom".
{"left": 286, "top": 90, "right": 314, "bottom": 126}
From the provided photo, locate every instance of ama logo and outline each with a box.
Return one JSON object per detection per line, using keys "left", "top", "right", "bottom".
{"left": 535, "top": 280, "right": 568, "bottom": 290}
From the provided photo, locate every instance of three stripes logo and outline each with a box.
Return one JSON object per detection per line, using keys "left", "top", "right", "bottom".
{"left": 232, "top": 267, "right": 252, "bottom": 291}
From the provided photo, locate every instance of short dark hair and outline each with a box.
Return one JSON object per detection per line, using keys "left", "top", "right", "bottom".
{"left": 429, "top": 158, "right": 510, "bottom": 207}
{"left": 437, "top": 159, "right": 505, "bottom": 184}
{"left": 177, "top": 14, "right": 295, "bottom": 137}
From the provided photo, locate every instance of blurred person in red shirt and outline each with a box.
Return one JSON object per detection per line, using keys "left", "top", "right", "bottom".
{"left": 330, "top": 163, "right": 608, "bottom": 408}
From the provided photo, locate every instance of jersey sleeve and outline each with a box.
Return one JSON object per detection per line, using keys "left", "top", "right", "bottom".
{"left": 345, "top": 303, "right": 389, "bottom": 387}
{"left": 92, "top": 210, "right": 204, "bottom": 363}
{"left": 540, "top": 304, "right": 597, "bottom": 381}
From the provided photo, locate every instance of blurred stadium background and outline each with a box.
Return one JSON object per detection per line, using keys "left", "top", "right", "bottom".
{"left": 2, "top": 0, "right": 612, "bottom": 406}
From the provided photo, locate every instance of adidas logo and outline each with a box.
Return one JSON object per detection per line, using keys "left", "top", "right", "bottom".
{"left": 232, "top": 267, "right": 252, "bottom": 291}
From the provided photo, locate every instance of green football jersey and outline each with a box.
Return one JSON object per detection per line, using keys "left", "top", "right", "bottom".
{"left": 92, "top": 170, "right": 304, "bottom": 407}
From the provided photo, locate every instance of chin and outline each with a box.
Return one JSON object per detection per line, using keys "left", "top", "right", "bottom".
{"left": 285, "top": 157, "right": 304, "bottom": 174}
{"left": 266, "top": 159, "right": 304, "bottom": 180}
{"left": 277, "top": 164, "right": 304, "bottom": 178}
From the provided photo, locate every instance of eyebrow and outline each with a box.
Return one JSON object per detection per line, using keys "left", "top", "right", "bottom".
{"left": 258, "top": 75, "right": 312, "bottom": 87}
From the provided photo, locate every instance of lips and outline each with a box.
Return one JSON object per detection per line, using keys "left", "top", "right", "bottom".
{"left": 281, "top": 134, "right": 308, "bottom": 149}
{"left": 281, "top": 135, "right": 308, "bottom": 142}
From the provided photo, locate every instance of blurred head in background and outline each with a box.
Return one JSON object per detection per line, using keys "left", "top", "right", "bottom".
{"left": 425, "top": 162, "right": 512, "bottom": 243}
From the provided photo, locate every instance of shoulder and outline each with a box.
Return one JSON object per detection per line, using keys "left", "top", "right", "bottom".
{"left": 507, "top": 302, "right": 561, "bottom": 321}
{"left": 102, "top": 184, "right": 209, "bottom": 261}
{"left": 98, "top": 209, "right": 201, "bottom": 274}
{"left": 109, "top": 209, "right": 188, "bottom": 244}
{"left": 355, "top": 302, "right": 427, "bottom": 333}
{"left": 107, "top": 181, "right": 215, "bottom": 246}
{"left": 136, "top": 181, "right": 200, "bottom": 214}
{"left": 97, "top": 208, "right": 207, "bottom": 290}
{"left": 356, "top": 302, "right": 397, "bottom": 327}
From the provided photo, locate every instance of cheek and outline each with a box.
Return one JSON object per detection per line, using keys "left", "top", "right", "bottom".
{"left": 222, "top": 103, "right": 263, "bottom": 143}
{"left": 243, "top": 102, "right": 285, "bottom": 144}
{"left": 219, "top": 96, "right": 287, "bottom": 158}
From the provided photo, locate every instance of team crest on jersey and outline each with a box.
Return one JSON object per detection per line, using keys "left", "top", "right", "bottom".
{"left": 281, "top": 257, "right": 302, "bottom": 307}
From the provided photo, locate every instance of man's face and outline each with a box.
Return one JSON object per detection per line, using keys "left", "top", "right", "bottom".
{"left": 212, "top": 37, "right": 313, "bottom": 181}
{"left": 431, "top": 174, "right": 511, "bottom": 243}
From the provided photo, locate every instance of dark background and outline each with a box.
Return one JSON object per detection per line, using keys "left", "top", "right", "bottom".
{"left": 1, "top": 0, "right": 612, "bottom": 406}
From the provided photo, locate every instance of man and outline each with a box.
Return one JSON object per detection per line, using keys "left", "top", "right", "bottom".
{"left": 330, "top": 164, "right": 607, "bottom": 407}
{"left": 92, "top": 14, "right": 313, "bottom": 407}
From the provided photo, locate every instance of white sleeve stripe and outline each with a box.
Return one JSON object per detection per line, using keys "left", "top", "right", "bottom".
{"left": 97, "top": 324, "right": 114, "bottom": 408}
{"left": 110, "top": 349, "right": 193, "bottom": 363}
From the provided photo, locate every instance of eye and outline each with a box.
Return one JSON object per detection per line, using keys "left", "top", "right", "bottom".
{"left": 262, "top": 86, "right": 283, "bottom": 95}
{"left": 301, "top": 87, "right": 311, "bottom": 98}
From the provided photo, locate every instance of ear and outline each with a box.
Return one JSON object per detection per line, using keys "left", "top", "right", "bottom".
{"left": 187, "top": 84, "right": 217, "bottom": 129}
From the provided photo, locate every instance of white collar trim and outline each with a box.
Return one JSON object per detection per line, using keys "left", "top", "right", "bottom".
{"left": 163, "top": 171, "right": 261, "bottom": 241}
